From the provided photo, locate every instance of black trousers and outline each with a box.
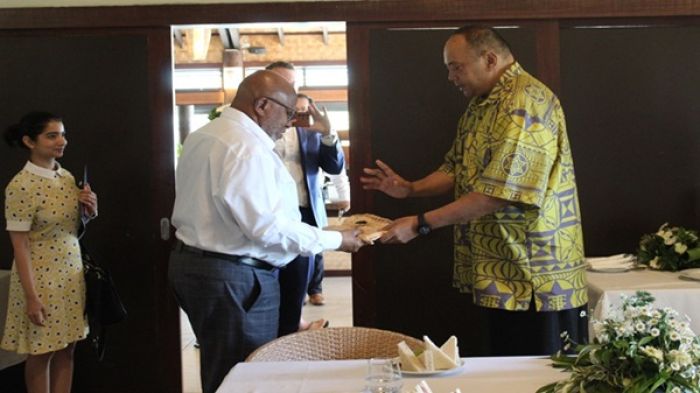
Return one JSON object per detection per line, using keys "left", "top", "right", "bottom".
{"left": 482, "top": 301, "right": 589, "bottom": 356}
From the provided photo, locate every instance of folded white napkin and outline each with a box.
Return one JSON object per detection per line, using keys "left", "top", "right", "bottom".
{"left": 587, "top": 253, "right": 636, "bottom": 269}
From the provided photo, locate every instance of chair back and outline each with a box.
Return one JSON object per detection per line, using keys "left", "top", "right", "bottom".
{"left": 246, "top": 327, "right": 423, "bottom": 362}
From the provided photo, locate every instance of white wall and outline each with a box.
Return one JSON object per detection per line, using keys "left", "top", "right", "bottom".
{"left": 0, "top": 0, "right": 353, "bottom": 8}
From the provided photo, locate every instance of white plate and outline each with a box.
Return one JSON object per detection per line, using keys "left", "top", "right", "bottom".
{"left": 400, "top": 360, "right": 466, "bottom": 377}
{"left": 679, "top": 268, "right": 700, "bottom": 281}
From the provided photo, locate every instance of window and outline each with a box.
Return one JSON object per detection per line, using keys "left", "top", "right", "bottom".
{"left": 173, "top": 68, "right": 222, "bottom": 91}
{"left": 244, "top": 64, "right": 348, "bottom": 89}
{"left": 302, "top": 65, "right": 348, "bottom": 87}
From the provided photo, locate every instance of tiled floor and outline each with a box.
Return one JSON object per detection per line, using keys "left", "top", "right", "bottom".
{"left": 180, "top": 275, "right": 353, "bottom": 393}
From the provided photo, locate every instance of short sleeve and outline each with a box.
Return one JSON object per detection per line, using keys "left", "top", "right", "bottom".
{"left": 5, "top": 178, "right": 35, "bottom": 231}
{"left": 473, "top": 93, "right": 557, "bottom": 208}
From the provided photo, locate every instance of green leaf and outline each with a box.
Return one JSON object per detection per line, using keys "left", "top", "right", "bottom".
{"left": 687, "top": 247, "right": 700, "bottom": 262}
{"left": 536, "top": 383, "right": 557, "bottom": 393}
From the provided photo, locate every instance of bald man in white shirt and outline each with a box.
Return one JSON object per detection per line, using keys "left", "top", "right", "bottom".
{"left": 168, "top": 70, "right": 365, "bottom": 393}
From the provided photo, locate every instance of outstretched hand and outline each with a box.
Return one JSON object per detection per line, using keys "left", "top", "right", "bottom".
{"left": 360, "top": 160, "right": 412, "bottom": 199}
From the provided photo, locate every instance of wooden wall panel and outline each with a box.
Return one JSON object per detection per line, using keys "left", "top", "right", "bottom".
{"left": 561, "top": 24, "right": 700, "bottom": 256}
{"left": 0, "top": 29, "right": 178, "bottom": 393}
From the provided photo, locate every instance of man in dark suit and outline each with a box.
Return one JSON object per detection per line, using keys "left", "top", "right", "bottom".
{"left": 267, "top": 60, "right": 349, "bottom": 335}
{"left": 273, "top": 91, "right": 348, "bottom": 335}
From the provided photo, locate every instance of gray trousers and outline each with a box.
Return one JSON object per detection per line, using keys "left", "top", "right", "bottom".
{"left": 168, "top": 248, "right": 280, "bottom": 393}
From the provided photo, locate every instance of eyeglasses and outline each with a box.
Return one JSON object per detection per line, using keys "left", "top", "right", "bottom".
{"left": 262, "top": 96, "right": 297, "bottom": 122}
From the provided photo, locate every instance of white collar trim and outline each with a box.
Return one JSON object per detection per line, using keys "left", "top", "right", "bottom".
{"left": 23, "top": 161, "right": 64, "bottom": 179}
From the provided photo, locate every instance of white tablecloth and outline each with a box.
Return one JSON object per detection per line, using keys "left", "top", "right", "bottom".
{"left": 216, "top": 356, "right": 566, "bottom": 393}
{"left": 587, "top": 269, "right": 700, "bottom": 337}
{"left": 1, "top": 269, "right": 27, "bottom": 370}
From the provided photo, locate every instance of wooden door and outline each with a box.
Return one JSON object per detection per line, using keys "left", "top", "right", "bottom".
{"left": 560, "top": 23, "right": 700, "bottom": 255}
{"left": 0, "top": 29, "right": 179, "bottom": 392}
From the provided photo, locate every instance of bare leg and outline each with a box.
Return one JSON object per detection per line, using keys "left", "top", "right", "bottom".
{"left": 25, "top": 352, "right": 53, "bottom": 393}
{"left": 49, "top": 343, "right": 76, "bottom": 393}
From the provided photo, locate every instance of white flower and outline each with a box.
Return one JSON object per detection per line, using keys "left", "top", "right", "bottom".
{"left": 640, "top": 346, "right": 664, "bottom": 363}
{"left": 650, "top": 257, "right": 661, "bottom": 269}
{"left": 592, "top": 321, "right": 605, "bottom": 337}
{"left": 539, "top": 291, "right": 700, "bottom": 393}
{"left": 674, "top": 242, "right": 688, "bottom": 254}
{"left": 668, "top": 349, "right": 693, "bottom": 367}
{"left": 625, "top": 307, "right": 641, "bottom": 318}
{"left": 658, "top": 226, "right": 677, "bottom": 244}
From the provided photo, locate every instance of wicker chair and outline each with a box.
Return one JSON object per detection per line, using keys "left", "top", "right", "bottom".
{"left": 245, "top": 327, "right": 424, "bottom": 362}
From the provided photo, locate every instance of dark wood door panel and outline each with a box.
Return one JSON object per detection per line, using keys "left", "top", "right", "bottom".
{"left": 0, "top": 30, "right": 178, "bottom": 392}
{"left": 561, "top": 25, "right": 700, "bottom": 256}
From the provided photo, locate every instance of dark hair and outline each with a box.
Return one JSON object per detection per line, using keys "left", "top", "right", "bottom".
{"left": 265, "top": 61, "right": 295, "bottom": 71}
{"left": 451, "top": 25, "right": 512, "bottom": 57}
{"left": 4, "top": 111, "right": 62, "bottom": 149}
{"left": 296, "top": 93, "right": 312, "bottom": 102}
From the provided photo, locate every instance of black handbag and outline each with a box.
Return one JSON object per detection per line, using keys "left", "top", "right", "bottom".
{"left": 80, "top": 241, "right": 127, "bottom": 360}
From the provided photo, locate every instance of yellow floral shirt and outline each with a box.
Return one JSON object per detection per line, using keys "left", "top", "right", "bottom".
{"left": 439, "top": 62, "right": 587, "bottom": 312}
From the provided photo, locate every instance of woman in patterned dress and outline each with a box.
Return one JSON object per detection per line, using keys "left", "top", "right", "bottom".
{"left": 2, "top": 112, "right": 98, "bottom": 393}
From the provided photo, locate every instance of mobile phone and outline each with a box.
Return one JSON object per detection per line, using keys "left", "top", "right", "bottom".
{"left": 295, "top": 112, "right": 311, "bottom": 127}
{"left": 83, "top": 165, "right": 88, "bottom": 188}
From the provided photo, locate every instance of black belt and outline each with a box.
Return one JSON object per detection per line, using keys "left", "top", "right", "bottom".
{"left": 174, "top": 241, "right": 276, "bottom": 271}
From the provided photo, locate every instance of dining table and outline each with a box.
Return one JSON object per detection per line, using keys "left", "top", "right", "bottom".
{"left": 215, "top": 356, "right": 567, "bottom": 393}
{"left": 586, "top": 268, "right": 700, "bottom": 339}
{"left": 0, "top": 269, "right": 27, "bottom": 370}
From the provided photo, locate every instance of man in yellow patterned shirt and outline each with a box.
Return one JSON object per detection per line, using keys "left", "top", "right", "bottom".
{"left": 361, "top": 25, "right": 587, "bottom": 356}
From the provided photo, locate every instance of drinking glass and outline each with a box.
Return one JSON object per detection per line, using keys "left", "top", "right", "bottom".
{"left": 364, "top": 357, "right": 403, "bottom": 393}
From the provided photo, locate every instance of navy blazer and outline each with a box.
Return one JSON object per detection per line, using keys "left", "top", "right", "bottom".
{"left": 296, "top": 127, "right": 345, "bottom": 228}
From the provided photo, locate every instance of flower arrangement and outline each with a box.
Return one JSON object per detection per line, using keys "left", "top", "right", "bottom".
{"left": 637, "top": 224, "right": 700, "bottom": 272}
{"left": 538, "top": 291, "right": 700, "bottom": 393}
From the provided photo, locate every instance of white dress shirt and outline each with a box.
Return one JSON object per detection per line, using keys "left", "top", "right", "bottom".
{"left": 171, "top": 107, "right": 342, "bottom": 267}
{"left": 274, "top": 127, "right": 309, "bottom": 207}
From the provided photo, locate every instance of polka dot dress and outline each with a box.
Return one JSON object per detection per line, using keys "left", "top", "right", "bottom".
{"left": 1, "top": 161, "right": 88, "bottom": 355}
